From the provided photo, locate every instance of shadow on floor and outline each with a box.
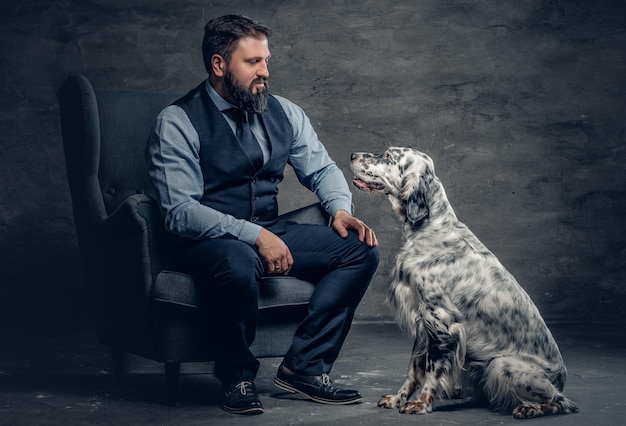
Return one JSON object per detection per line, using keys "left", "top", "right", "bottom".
{"left": 1, "top": 321, "right": 625, "bottom": 425}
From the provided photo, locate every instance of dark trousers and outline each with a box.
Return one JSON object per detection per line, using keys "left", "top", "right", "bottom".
{"left": 177, "top": 223, "right": 379, "bottom": 385}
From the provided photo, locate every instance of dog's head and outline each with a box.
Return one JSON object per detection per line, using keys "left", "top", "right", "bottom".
{"left": 350, "top": 147, "right": 436, "bottom": 225}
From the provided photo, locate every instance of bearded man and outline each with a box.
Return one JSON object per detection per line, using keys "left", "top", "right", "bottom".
{"left": 146, "top": 15, "right": 379, "bottom": 415}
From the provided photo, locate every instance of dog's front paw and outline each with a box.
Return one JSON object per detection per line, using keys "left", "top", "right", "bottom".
{"left": 378, "top": 394, "right": 402, "bottom": 409}
{"left": 400, "top": 400, "right": 433, "bottom": 415}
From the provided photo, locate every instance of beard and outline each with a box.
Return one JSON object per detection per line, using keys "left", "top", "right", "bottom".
{"left": 224, "top": 69, "right": 269, "bottom": 114}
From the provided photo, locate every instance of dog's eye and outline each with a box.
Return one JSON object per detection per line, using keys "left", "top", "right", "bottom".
{"left": 384, "top": 152, "right": 394, "bottom": 162}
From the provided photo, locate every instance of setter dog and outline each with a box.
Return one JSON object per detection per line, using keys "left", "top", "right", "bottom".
{"left": 350, "top": 147, "right": 578, "bottom": 419}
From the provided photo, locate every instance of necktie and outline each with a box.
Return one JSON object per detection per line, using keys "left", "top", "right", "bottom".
{"left": 224, "top": 108, "right": 264, "bottom": 171}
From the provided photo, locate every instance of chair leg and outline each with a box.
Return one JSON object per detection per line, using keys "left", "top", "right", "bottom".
{"left": 164, "top": 361, "right": 181, "bottom": 406}
{"left": 111, "top": 347, "right": 125, "bottom": 387}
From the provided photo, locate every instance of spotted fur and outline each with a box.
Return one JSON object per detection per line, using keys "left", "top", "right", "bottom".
{"left": 350, "top": 147, "right": 578, "bottom": 419}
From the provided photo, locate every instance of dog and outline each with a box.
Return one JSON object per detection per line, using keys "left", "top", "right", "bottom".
{"left": 350, "top": 147, "right": 578, "bottom": 419}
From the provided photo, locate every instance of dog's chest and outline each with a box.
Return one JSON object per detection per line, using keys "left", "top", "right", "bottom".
{"left": 393, "top": 230, "right": 480, "bottom": 304}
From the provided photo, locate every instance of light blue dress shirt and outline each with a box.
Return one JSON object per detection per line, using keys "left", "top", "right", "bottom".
{"left": 147, "top": 80, "right": 353, "bottom": 245}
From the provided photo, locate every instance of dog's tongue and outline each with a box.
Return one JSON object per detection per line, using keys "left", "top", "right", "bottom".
{"left": 353, "top": 178, "right": 385, "bottom": 191}
{"left": 352, "top": 179, "right": 369, "bottom": 190}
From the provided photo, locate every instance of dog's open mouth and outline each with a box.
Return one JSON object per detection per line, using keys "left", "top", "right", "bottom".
{"left": 352, "top": 178, "right": 385, "bottom": 192}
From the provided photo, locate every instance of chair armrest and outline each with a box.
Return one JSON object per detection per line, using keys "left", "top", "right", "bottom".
{"left": 86, "top": 193, "right": 167, "bottom": 355}
{"left": 278, "top": 202, "right": 331, "bottom": 226}
{"left": 98, "top": 193, "right": 154, "bottom": 234}
{"left": 97, "top": 192, "right": 168, "bottom": 282}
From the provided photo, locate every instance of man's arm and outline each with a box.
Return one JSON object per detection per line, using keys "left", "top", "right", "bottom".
{"left": 274, "top": 96, "right": 378, "bottom": 247}
{"left": 274, "top": 96, "right": 352, "bottom": 216}
{"left": 146, "top": 105, "right": 261, "bottom": 245}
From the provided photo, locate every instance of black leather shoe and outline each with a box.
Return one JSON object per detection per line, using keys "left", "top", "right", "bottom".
{"left": 274, "top": 365, "right": 362, "bottom": 405}
{"left": 222, "top": 381, "right": 264, "bottom": 415}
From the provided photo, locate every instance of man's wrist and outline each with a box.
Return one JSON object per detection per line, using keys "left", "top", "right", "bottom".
{"left": 240, "top": 222, "right": 262, "bottom": 245}
{"left": 334, "top": 209, "right": 351, "bottom": 219}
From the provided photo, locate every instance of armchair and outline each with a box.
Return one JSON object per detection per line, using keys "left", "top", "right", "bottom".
{"left": 57, "top": 74, "right": 329, "bottom": 405}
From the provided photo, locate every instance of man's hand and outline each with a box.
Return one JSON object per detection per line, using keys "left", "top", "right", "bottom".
{"left": 255, "top": 227, "right": 294, "bottom": 274}
{"left": 332, "top": 210, "right": 379, "bottom": 247}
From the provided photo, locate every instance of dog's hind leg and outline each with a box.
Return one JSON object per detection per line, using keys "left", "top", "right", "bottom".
{"left": 513, "top": 394, "right": 579, "bottom": 419}
{"left": 511, "top": 368, "right": 579, "bottom": 419}
{"left": 378, "top": 341, "right": 425, "bottom": 409}
{"left": 483, "top": 356, "right": 578, "bottom": 418}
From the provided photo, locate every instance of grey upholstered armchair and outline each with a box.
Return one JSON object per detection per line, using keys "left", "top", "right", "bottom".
{"left": 57, "top": 74, "right": 329, "bottom": 405}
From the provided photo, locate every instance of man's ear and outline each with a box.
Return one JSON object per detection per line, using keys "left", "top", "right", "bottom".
{"left": 211, "top": 54, "right": 226, "bottom": 77}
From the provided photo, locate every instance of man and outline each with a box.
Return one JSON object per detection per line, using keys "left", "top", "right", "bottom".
{"left": 146, "top": 14, "right": 379, "bottom": 415}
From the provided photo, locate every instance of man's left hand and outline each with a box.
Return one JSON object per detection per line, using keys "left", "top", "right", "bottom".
{"left": 332, "top": 210, "right": 378, "bottom": 248}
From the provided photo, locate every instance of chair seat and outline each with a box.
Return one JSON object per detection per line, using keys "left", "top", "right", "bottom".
{"left": 153, "top": 270, "right": 316, "bottom": 310}
{"left": 151, "top": 270, "right": 315, "bottom": 362}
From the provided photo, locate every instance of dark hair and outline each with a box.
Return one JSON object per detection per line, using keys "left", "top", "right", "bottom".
{"left": 202, "top": 15, "right": 271, "bottom": 75}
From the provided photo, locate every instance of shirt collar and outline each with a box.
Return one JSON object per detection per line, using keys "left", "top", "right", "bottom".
{"left": 204, "top": 79, "right": 236, "bottom": 113}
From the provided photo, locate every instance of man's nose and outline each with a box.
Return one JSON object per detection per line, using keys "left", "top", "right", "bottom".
{"left": 258, "top": 61, "right": 269, "bottom": 78}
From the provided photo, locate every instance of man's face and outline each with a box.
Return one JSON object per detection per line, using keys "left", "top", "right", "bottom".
{"left": 224, "top": 36, "right": 271, "bottom": 113}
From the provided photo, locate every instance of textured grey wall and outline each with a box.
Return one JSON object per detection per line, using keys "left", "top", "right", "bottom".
{"left": 0, "top": 0, "right": 624, "bottom": 323}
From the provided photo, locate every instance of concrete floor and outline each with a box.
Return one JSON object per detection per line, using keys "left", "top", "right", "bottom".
{"left": 1, "top": 321, "right": 625, "bottom": 425}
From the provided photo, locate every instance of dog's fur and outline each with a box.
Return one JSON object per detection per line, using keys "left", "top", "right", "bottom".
{"left": 350, "top": 147, "right": 578, "bottom": 419}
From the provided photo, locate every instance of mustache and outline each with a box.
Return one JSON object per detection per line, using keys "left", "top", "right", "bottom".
{"left": 251, "top": 77, "right": 269, "bottom": 89}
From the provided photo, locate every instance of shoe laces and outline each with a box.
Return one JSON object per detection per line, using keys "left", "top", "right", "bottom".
{"left": 321, "top": 373, "right": 331, "bottom": 386}
{"left": 234, "top": 380, "right": 254, "bottom": 396}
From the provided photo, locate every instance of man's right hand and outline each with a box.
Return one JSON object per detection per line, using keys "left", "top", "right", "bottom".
{"left": 255, "top": 228, "right": 293, "bottom": 274}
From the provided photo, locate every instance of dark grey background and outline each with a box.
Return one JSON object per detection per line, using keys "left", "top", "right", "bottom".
{"left": 1, "top": 0, "right": 624, "bottom": 324}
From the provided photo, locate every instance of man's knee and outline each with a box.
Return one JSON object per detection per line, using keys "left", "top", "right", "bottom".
{"left": 357, "top": 245, "right": 379, "bottom": 288}
{"left": 363, "top": 243, "right": 380, "bottom": 265}
{"left": 348, "top": 233, "right": 380, "bottom": 272}
{"left": 365, "top": 245, "right": 380, "bottom": 275}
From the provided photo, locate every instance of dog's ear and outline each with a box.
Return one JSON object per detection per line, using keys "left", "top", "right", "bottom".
{"left": 404, "top": 178, "right": 430, "bottom": 225}
{"left": 402, "top": 174, "right": 431, "bottom": 225}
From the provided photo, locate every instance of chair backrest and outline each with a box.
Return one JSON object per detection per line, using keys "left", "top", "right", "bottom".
{"left": 57, "top": 74, "right": 180, "bottom": 274}
{"left": 96, "top": 89, "right": 181, "bottom": 215}
{"left": 58, "top": 74, "right": 181, "bottom": 218}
